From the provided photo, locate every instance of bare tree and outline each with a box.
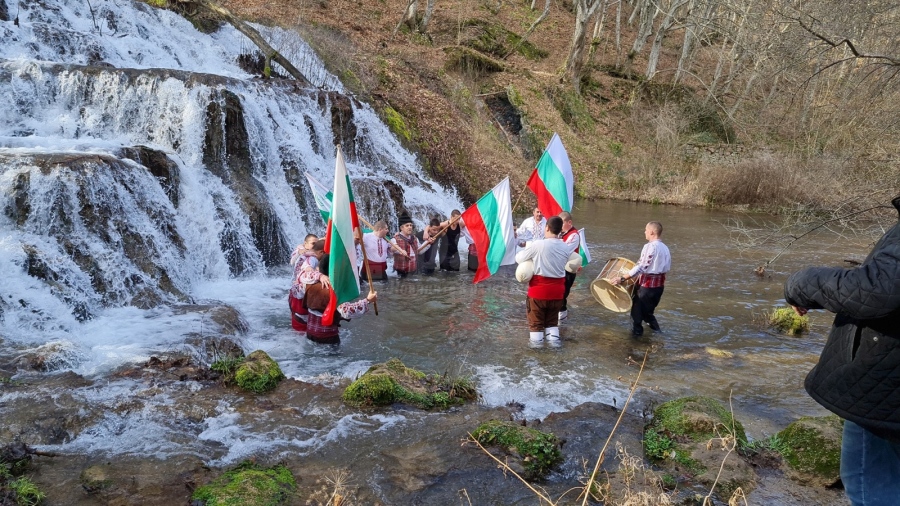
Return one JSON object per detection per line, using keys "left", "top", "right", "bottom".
{"left": 564, "top": 0, "right": 606, "bottom": 90}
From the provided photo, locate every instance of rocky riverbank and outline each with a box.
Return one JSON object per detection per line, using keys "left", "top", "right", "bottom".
{"left": 0, "top": 352, "right": 849, "bottom": 505}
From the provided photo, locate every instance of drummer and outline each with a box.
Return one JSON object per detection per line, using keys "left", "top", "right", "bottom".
{"left": 613, "top": 221, "right": 671, "bottom": 336}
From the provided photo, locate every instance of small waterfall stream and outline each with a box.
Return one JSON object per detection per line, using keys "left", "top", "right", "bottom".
{"left": 0, "top": 0, "right": 460, "bottom": 338}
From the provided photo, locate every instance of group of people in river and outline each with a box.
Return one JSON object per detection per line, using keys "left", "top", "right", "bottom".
{"left": 287, "top": 195, "right": 900, "bottom": 506}
{"left": 286, "top": 206, "right": 672, "bottom": 347}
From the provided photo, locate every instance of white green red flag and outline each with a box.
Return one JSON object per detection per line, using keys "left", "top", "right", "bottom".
{"left": 322, "top": 146, "right": 361, "bottom": 325}
{"left": 578, "top": 228, "right": 591, "bottom": 266}
{"left": 305, "top": 171, "right": 334, "bottom": 224}
{"left": 461, "top": 178, "right": 517, "bottom": 283}
{"left": 527, "top": 133, "right": 573, "bottom": 217}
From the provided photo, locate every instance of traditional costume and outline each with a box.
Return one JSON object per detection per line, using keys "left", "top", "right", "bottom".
{"left": 559, "top": 224, "right": 581, "bottom": 320}
{"left": 361, "top": 231, "right": 390, "bottom": 281}
{"left": 300, "top": 269, "right": 371, "bottom": 343}
{"left": 392, "top": 211, "right": 421, "bottom": 278}
{"left": 515, "top": 236, "right": 570, "bottom": 343}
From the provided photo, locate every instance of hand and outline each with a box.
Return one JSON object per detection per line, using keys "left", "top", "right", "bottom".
{"left": 320, "top": 275, "right": 331, "bottom": 290}
{"left": 517, "top": 240, "right": 526, "bottom": 248}
{"left": 791, "top": 305, "right": 808, "bottom": 316}
{"left": 366, "top": 291, "right": 377, "bottom": 302}
{"left": 612, "top": 276, "right": 624, "bottom": 286}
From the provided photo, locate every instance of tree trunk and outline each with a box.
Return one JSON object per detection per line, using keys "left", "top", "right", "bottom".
{"left": 587, "top": 0, "right": 609, "bottom": 65}
{"left": 420, "top": 0, "right": 437, "bottom": 32}
{"left": 394, "top": 0, "right": 419, "bottom": 34}
{"left": 505, "top": 0, "right": 551, "bottom": 59}
{"left": 646, "top": 0, "right": 688, "bottom": 80}
{"left": 565, "top": 0, "right": 604, "bottom": 91}
{"left": 197, "top": 0, "right": 311, "bottom": 86}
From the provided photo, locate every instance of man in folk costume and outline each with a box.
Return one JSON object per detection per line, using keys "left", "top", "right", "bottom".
{"left": 614, "top": 221, "right": 671, "bottom": 336}
{"left": 558, "top": 211, "right": 581, "bottom": 321}
{"left": 515, "top": 216, "right": 570, "bottom": 344}
{"left": 301, "top": 254, "right": 377, "bottom": 343}
{"left": 516, "top": 207, "right": 546, "bottom": 247}
{"left": 392, "top": 211, "right": 430, "bottom": 278}
{"left": 289, "top": 238, "right": 325, "bottom": 331}
{"left": 361, "top": 220, "right": 400, "bottom": 282}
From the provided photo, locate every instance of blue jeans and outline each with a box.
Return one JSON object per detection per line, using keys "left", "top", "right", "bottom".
{"left": 841, "top": 420, "right": 900, "bottom": 506}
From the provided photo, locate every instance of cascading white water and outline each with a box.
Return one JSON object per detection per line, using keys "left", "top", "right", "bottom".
{"left": 0, "top": 0, "right": 461, "bottom": 348}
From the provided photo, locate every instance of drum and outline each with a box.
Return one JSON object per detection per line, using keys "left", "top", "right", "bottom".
{"left": 590, "top": 257, "right": 637, "bottom": 312}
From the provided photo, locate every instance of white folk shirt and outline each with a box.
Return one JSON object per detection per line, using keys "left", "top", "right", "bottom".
{"left": 516, "top": 217, "right": 547, "bottom": 243}
{"left": 363, "top": 232, "right": 391, "bottom": 263}
{"left": 628, "top": 239, "right": 671, "bottom": 277}
{"left": 515, "top": 238, "right": 570, "bottom": 278}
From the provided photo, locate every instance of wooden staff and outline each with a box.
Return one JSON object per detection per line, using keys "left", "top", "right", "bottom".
{"left": 355, "top": 225, "right": 378, "bottom": 316}
{"left": 357, "top": 214, "right": 408, "bottom": 257}
{"left": 510, "top": 178, "right": 531, "bottom": 214}
{"left": 416, "top": 214, "right": 461, "bottom": 254}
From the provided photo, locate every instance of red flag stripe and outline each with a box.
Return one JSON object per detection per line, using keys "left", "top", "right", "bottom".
{"left": 527, "top": 169, "right": 563, "bottom": 217}
{"left": 460, "top": 205, "right": 492, "bottom": 284}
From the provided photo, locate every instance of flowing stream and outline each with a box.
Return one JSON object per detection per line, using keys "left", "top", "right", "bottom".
{"left": 0, "top": 1, "right": 864, "bottom": 502}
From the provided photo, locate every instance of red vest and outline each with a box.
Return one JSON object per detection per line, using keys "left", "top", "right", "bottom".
{"left": 561, "top": 227, "right": 580, "bottom": 254}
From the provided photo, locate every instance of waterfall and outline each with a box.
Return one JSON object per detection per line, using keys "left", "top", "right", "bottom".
{"left": 0, "top": 0, "right": 461, "bottom": 340}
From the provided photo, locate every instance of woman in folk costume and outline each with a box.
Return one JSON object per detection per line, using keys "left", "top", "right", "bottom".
{"left": 289, "top": 238, "right": 324, "bottom": 331}
{"left": 438, "top": 209, "right": 463, "bottom": 271}
{"left": 391, "top": 210, "right": 425, "bottom": 278}
{"left": 301, "top": 254, "right": 377, "bottom": 343}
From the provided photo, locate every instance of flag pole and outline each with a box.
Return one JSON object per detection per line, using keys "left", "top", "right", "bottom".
{"left": 356, "top": 225, "right": 378, "bottom": 316}
{"left": 510, "top": 176, "right": 530, "bottom": 214}
{"left": 416, "top": 214, "right": 460, "bottom": 254}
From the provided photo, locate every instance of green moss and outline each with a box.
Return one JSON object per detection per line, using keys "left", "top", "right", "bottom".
{"left": 462, "top": 19, "right": 547, "bottom": 61}
{"left": 383, "top": 107, "right": 412, "bottom": 142}
{"left": 769, "top": 307, "right": 809, "bottom": 335}
{"left": 342, "top": 358, "right": 478, "bottom": 410}
{"left": 471, "top": 420, "right": 562, "bottom": 479}
{"left": 233, "top": 350, "right": 285, "bottom": 394}
{"left": 777, "top": 415, "right": 842, "bottom": 480}
{"left": 547, "top": 86, "right": 595, "bottom": 133}
{"left": 506, "top": 85, "right": 525, "bottom": 108}
{"left": 644, "top": 396, "right": 748, "bottom": 473}
{"left": 192, "top": 461, "right": 296, "bottom": 506}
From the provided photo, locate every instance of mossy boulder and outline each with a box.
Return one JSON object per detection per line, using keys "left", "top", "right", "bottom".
{"left": 776, "top": 415, "right": 843, "bottom": 487}
{"left": 644, "top": 396, "right": 755, "bottom": 499}
{"left": 192, "top": 461, "right": 296, "bottom": 506}
{"left": 471, "top": 420, "right": 562, "bottom": 480}
{"left": 769, "top": 307, "right": 809, "bottom": 335}
{"left": 80, "top": 464, "right": 114, "bottom": 494}
{"left": 342, "top": 358, "right": 478, "bottom": 410}
{"left": 233, "top": 350, "right": 285, "bottom": 394}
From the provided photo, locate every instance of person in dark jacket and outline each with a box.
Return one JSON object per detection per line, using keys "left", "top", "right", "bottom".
{"left": 784, "top": 195, "right": 900, "bottom": 506}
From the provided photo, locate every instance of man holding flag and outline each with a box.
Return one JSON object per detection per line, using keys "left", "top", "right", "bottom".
{"left": 524, "top": 132, "right": 579, "bottom": 321}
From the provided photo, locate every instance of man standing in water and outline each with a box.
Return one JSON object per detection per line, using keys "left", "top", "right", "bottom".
{"left": 361, "top": 220, "right": 401, "bottom": 282}
{"left": 515, "top": 216, "right": 570, "bottom": 345}
{"left": 516, "top": 207, "right": 546, "bottom": 247}
{"left": 558, "top": 211, "right": 581, "bottom": 321}
{"left": 615, "top": 221, "right": 670, "bottom": 336}
{"left": 784, "top": 195, "right": 900, "bottom": 506}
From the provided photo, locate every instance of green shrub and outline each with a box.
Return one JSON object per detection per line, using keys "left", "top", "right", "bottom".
{"left": 192, "top": 461, "right": 296, "bottom": 506}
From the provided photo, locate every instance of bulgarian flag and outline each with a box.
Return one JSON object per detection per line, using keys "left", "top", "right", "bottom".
{"left": 322, "top": 146, "right": 361, "bottom": 325}
{"left": 306, "top": 171, "right": 371, "bottom": 232}
{"left": 305, "top": 171, "right": 334, "bottom": 224}
{"left": 527, "top": 133, "right": 574, "bottom": 217}
{"left": 462, "top": 178, "right": 517, "bottom": 284}
{"left": 578, "top": 228, "right": 592, "bottom": 266}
